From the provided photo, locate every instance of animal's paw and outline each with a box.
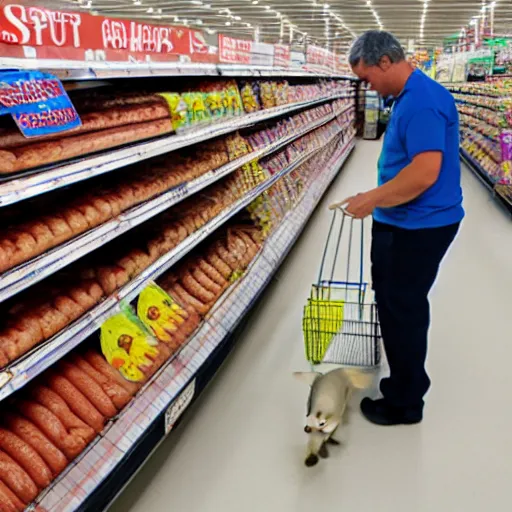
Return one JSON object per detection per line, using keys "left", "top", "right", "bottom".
{"left": 305, "top": 454, "right": 319, "bottom": 467}
{"left": 319, "top": 444, "right": 329, "bottom": 459}
{"left": 327, "top": 438, "right": 341, "bottom": 446}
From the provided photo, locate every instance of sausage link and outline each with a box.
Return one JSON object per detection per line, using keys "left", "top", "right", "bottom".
{"left": 181, "top": 272, "right": 216, "bottom": 304}
{"left": 191, "top": 268, "right": 222, "bottom": 295}
{"left": 0, "top": 450, "right": 38, "bottom": 503}
{"left": 16, "top": 401, "right": 87, "bottom": 460}
{"left": 206, "top": 252, "right": 232, "bottom": 279}
{"left": 0, "top": 480, "right": 25, "bottom": 512}
{"left": 170, "top": 284, "right": 210, "bottom": 316}
{"left": 197, "top": 259, "right": 228, "bottom": 287}
{"left": 58, "top": 362, "right": 117, "bottom": 417}
{"left": 30, "top": 386, "right": 96, "bottom": 444}
{"left": 46, "top": 374, "right": 106, "bottom": 433}
{"left": 70, "top": 355, "right": 132, "bottom": 409}
{"left": 0, "top": 429, "right": 52, "bottom": 489}
{"left": 3, "top": 413, "right": 67, "bottom": 476}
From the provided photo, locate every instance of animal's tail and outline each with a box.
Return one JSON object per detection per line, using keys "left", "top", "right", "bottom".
{"left": 343, "top": 368, "right": 375, "bottom": 390}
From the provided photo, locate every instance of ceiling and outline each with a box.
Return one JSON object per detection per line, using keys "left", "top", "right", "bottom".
{"left": 43, "top": 0, "right": 512, "bottom": 51}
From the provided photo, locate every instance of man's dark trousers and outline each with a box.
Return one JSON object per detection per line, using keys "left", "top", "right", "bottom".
{"left": 371, "top": 219, "right": 460, "bottom": 411}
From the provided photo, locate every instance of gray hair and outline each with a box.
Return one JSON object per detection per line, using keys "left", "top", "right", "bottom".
{"left": 348, "top": 30, "right": 405, "bottom": 67}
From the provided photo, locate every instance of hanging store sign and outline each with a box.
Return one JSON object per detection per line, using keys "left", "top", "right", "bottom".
{"left": 0, "top": 4, "right": 214, "bottom": 63}
{"left": 0, "top": 70, "right": 81, "bottom": 137}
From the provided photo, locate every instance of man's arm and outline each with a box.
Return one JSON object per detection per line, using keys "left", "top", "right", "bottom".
{"left": 331, "top": 151, "right": 442, "bottom": 218}
{"left": 372, "top": 151, "right": 442, "bottom": 207}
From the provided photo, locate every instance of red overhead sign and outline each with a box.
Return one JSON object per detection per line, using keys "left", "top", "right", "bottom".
{"left": 218, "top": 34, "right": 252, "bottom": 64}
{"left": 0, "top": 4, "right": 215, "bottom": 62}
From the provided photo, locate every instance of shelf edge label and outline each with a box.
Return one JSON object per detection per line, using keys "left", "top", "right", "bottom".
{"left": 165, "top": 379, "right": 196, "bottom": 435}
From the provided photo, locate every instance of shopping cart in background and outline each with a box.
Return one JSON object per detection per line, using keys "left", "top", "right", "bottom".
{"left": 302, "top": 208, "right": 382, "bottom": 368}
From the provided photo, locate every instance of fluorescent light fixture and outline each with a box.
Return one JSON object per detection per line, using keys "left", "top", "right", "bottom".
{"left": 191, "top": 0, "right": 203, "bottom": 4}
{"left": 252, "top": 0, "right": 259, "bottom": 3}
{"left": 225, "top": 21, "right": 231, "bottom": 25}
{"left": 196, "top": 19, "right": 203, "bottom": 25}
{"left": 234, "top": 15, "right": 241, "bottom": 20}
{"left": 146, "top": 7, "right": 153, "bottom": 12}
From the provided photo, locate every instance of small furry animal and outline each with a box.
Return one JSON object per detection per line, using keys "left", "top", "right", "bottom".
{"left": 294, "top": 368, "right": 372, "bottom": 467}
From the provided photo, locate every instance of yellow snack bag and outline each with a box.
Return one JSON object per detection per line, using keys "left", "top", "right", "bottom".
{"left": 101, "top": 304, "right": 159, "bottom": 383}
{"left": 137, "top": 282, "right": 187, "bottom": 344}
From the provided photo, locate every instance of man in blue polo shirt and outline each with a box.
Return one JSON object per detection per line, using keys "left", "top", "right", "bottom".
{"left": 331, "top": 31, "right": 464, "bottom": 425}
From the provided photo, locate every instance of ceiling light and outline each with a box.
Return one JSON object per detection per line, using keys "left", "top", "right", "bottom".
{"left": 146, "top": 7, "right": 153, "bottom": 12}
{"left": 204, "top": 3, "right": 211, "bottom": 8}
{"left": 157, "top": 7, "right": 162, "bottom": 13}
{"left": 234, "top": 15, "right": 241, "bottom": 20}
{"left": 265, "top": 5, "right": 271, "bottom": 10}
{"left": 196, "top": 19, "right": 203, "bottom": 25}
{"left": 252, "top": 0, "right": 259, "bottom": 3}
{"left": 324, "top": 3, "right": 330, "bottom": 8}
{"left": 133, "top": 0, "right": 141, "bottom": 5}
{"left": 225, "top": 21, "right": 231, "bottom": 25}
{"left": 246, "top": 22, "right": 252, "bottom": 27}
{"left": 366, "top": 0, "right": 372, "bottom": 5}
{"left": 174, "top": 16, "right": 179, "bottom": 21}
{"left": 191, "top": 0, "right": 203, "bottom": 4}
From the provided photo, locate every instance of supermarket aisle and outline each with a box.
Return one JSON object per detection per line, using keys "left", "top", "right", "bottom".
{"left": 109, "top": 140, "right": 512, "bottom": 512}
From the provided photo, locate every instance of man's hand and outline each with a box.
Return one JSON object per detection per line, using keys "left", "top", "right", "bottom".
{"left": 329, "top": 190, "right": 379, "bottom": 219}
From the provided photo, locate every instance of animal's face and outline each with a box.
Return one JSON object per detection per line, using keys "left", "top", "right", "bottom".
{"left": 304, "top": 412, "right": 339, "bottom": 435}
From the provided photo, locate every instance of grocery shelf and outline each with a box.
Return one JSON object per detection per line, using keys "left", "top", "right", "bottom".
{"left": 0, "top": 58, "right": 354, "bottom": 81}
{"left": 0, "top": 106, "right": 354, "bottom": 305}
{"left": 35, "top": 137, "right": 356, "bottom": 512}
{"left": 0, "top": 125, "right": 352, "bottom": 402}
{"left": 460, "top": 147, "right": 496, "bottom": 192}
{"left": 461, "top": 148, "right": 512, "bottom": 215}
{"left": 0, "top": 92, "right": 353, "bottom": 207}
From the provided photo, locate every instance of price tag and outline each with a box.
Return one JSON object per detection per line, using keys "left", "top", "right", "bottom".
{"left": 0, "top": 70, "right": 81, "bottom": 138}
{"left": 165, "top": 379, "right": 196, "bottom": 435}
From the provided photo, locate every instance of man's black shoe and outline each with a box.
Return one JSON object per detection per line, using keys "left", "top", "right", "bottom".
{"left": 360, "top": 398, "right": 423, "bottom": 426}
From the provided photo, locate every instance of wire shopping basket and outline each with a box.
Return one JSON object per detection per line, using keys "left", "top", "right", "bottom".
{"left": 302, "top": 208, "right": 382, "bottom": 368}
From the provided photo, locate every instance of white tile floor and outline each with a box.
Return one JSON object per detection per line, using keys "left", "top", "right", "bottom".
{"left": 109, "top": 140, "right": 512, "bottom": 512}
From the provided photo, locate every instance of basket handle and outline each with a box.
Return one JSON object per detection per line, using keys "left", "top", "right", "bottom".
{"left": 316, "top": 208, "right": 365, "bottom": 304}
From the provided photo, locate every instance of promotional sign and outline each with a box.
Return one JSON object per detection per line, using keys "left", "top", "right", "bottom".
{"left": 0, "top": 4, "right": 213, "bottom": 63}
{"left": 218, "top": 34, "right": 252, "bottom": 64}
{"left": 274, "top": 44, "right": 291, "bottom": 67}
{"left": 0, "top": 70, "right": 81, "bottom": 137}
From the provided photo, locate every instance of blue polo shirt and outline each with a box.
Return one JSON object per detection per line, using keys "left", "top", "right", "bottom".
{"left": 374, "top": 69, "right": 464, "bottom": 229}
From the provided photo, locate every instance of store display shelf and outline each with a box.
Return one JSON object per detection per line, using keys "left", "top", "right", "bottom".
{"left": 460, "top": 147, "right": 496, "bottom": 191}
{"left": 0, "top": 126, "right": 350, "bottom": 402}
{"left": 0, "top": 58, "right": 354, "bottom": 81}
{"left": 34, "top": 138, "right": 356, "bottom": 512}
{"left": 0, "top": 108, "right": 352, "bottom": 305}
{"left": 0, "top": 92, "right": 353, "bottom": 207}
{"left": 461, "top": 148, "right": 512, "bottom": 215}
